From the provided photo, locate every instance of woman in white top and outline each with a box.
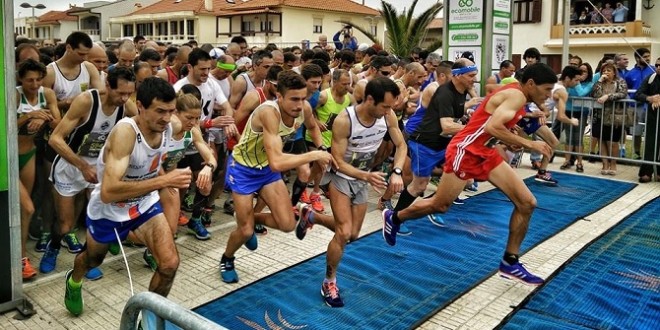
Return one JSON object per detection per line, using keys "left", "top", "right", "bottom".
{"left": 16, "top": 59, "right": 60, "bottom": 279}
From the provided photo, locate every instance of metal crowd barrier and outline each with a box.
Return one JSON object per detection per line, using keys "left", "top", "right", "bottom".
{"left": 547, "top": 94, "right": 660, "bottom": 168}
{"left": 119, "top": 292, "right": 227, "bottom": 330}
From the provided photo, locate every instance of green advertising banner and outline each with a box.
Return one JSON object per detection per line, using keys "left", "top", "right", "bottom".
{"left": 0, "top": 8, "right": 6, "bottom": 192}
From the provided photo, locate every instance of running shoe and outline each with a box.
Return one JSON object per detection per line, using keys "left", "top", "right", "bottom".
{"left": 498, "top": 261, "right": 545, "bottom": 286}
{"left": 296, "top": 203, "right": 314, "bottom": 240}
{"left": 220, "top": 257, "right": 238, "bottom": 283}
{"left": 84, "top": 267, "right": 103, "bottom": 281}
{"left": 187, "top": 219, "right": 211, "bottom": 240}
{"left": 321, "top": 282, "right": 344, "bottom": 308}
{"left": 201, "top": 207, "right": 213, "bottom": 227}
{"left": 453, "top": 197, "right": 467, "bottom": 205}
{"left": 309, "top": 193, "right": 324, "bottom": 213}
{"left": 62, "top": 232, "right": 83, "bottom": 253}
{"left": 177, "top": 212, "right": 189, "bottom": 226}
{"left": 254, "top": 224, "right": 268, "bottom": 235}
{"left": 108, "top": 242, "right": 120, "bottom": 256}
{"left": 143, "top": 249, "right": 157, "bottom": 272}
{"left": 40, "top": 242, "right": 59, "bottom": 273}
{"left": 427, "top": 213, "right": 446, "bottom": 227}
{"left": 64, "top": 269, "right": 84, "bottom": 316}
{"left": 245, "top": 233, "right": 258, "bottom": 251}
{"left": 382, "top": 209, "right": 399, "bottom": 246}
{"left": 35, "top": 232, "right": 51, "bottom": 252}
{"left": 535, "top": 171, "right": 558, "bottom": 185}
{"left": 299, "top": 189, "right": 311, "bottom": 204}
{"left": 22, "top": 257, "right": 37, "bottom": 280}
{"left": 398, "top": 223, "right": 412, "bottom": 236}
{"left": 464, "top": 182, "right": 479, "bottom": 192}
{"left": 377, "top": 197, "right": 393, "bottom": 211}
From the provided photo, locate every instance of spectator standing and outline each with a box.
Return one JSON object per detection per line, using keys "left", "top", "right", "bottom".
{"left": 636, "top": 58, "right": 660, "bottom": 182}
{"left": 601, "top": 3, "right": 614, "bottom": 22}
{"left": 612, "top": 2, "right": 629, "bottom": 22}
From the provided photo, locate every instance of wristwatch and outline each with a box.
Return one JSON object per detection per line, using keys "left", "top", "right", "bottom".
{"left": 392, "top": 167, "right": 402, "bottom": 175}
{"left": 205, "top": 163, "right": 216, "bottom": 171}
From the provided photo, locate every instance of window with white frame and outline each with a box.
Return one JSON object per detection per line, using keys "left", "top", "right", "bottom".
{"left": 313, "top": 18, "right": 322, "bottom": 34}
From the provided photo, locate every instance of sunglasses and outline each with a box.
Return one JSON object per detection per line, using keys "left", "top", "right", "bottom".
{"left": 656, "top": 64, "right": 660, "bottom": 68}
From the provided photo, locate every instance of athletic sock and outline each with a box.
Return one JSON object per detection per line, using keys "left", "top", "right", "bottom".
{"left": 394, "top": 187, "right": 417, "bottom": 211}
{"left": 68, "top": 275, "right": 82, "bottom": 288}
{"left": 502, "top": 252, "right": 519, "bottom": 266}
{"left": 291, "top": 179, "right": 308, "bottom": 206}
{"left": 423, "top": 192, "right": 436, "bottom": 199}
{"left": 323, "top": 277, "right": 336, "bottom": 284}
{"left": 220, "top": 254, "right": 235, "bottom": 263}
{"left": 48, "top": 229, "right": 62, "bottom": 250}
{"left": 392, "top": 211, "right": 402, "bottom": 225}
{"left": 191, "top": 190, "right": 208, "bottom": 219}
{"left": 538, "top": 169, "right": 546, "bottom": 175}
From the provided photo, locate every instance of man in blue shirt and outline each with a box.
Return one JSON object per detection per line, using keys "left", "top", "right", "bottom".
{"left": 612, "top": 2, "right": 629, "bottom": 22}
{"left": 626, "top": 48, "right": 655, "bottom": 159}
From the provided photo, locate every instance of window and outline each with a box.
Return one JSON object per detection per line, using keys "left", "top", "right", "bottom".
{"left": 260, "top": 20, "right": 273, "bottom": 32}
{"left": 513, "top": 0, "right": 542, "bottom": 24}
{"left": 123, "top": 24, "right": 134, "bottom": 37}
{"left": 187, "top": 20, "right": 195, "bottom": 36}
{"left": 370, "top": 25, "right": 377, "bottom": 36}
{"left": 242, "top": 21, "right": 253, "bottom": 32}
{"left": 313, "top": 18, "right": 322, "bottom": 34}
{"left": 136, "top": 23, "right": 153, "bottom": 37}
{"left": 170, "top": 21, "right": 178, "bottom": 35}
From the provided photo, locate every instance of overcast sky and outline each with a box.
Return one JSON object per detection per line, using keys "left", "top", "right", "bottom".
{"left": 13, "top": 0, "right": 443, "bottom": 18}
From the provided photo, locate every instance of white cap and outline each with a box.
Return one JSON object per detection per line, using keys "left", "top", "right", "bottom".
{"left": 357, "top": 43, "right": 369, "bottom": 52}
{"left": 209, "top": 48, "right": 225, "bottom": 59}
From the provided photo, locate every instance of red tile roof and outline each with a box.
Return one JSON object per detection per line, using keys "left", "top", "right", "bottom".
{"left": 428, "top": 18, "right": 443, "bottom": 29}
{"left": 37, "top": 10, "right": 78, "bottom": 24}
{"left": 131, "top": 0, "right": 233, "bottom": 16}
{"left": 229, "top": 0, "right": 379, "bottom": 16}
{"left": 129, "top": 0, "right": 379, "bottom": 16}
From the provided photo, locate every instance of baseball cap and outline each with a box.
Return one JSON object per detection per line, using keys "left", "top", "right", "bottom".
{"left": 209, "top": 48, "right": 225, "bottom": 59}
{"left": 357, "top": 43, "right": 369, "bottom": 52}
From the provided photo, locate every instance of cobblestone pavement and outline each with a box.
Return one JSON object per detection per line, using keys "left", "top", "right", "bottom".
{"left": 2, "top": 157, "right": 657, "bottom": 329}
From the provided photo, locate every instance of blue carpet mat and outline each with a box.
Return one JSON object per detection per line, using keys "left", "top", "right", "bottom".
{"left": 499, "top": 196, "right": 660, "bottom": 330}
{"left": 195, "top": 173, "right": 634, "bottom": 330}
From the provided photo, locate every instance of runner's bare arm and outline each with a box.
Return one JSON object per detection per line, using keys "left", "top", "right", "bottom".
{"left": 302, "top": 101, "right": 323, "bottom": 148}
{"left": 44, "top": 87, "right": 62, "bottom": 128}
{"left": 229, "top": 76, "right": 247, "bottom": 109}
{"left": 261, "top": 106, "right": 331, "bottom": 172}
{"left": 48, "top": 92, "right": 93, "bottom": 170}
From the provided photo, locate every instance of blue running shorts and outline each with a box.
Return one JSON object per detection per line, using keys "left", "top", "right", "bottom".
{"left": 225, "top": 155, "right": 282, "bottom": 195}
{"left": 87, "top": 201, "right": 163, "bottom": 244}
{"left": 408, "top": 140, "right": 446, "bottom": 177}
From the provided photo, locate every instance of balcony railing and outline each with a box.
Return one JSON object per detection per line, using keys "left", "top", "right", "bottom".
{"left": 551, "top": 21, "right": 651, "bottom": 39}
{"left": 80, "top": 29, "right": 100, "bottom": 36}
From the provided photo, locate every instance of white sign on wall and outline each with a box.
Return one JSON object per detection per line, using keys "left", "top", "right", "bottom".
{"left": 492, "top": 34, "right": 510, "bottom": 67}
{"left": 448, "top": 0, "right": 485, "bottom": 24}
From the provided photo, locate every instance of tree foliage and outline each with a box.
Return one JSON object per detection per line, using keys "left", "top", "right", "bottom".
{"left": 338, "top": 0, "right": 443, "bottom": 57}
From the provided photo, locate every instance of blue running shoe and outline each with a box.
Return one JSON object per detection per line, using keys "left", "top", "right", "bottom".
{"left": 427, "top": 213, "right": 446, "bottom": 227}
{"left": 382, "top": 209, "right": 399, "bottom": 246}
{"left": 220, "top": 257, "right": 238, "bottom": 283}
{"left": 245, "top": 233, "right": 258, "bottom": 251}
{"left": 187, "top": 219, "right": 211, "bottom": 240}
{"left": 61, "top": 232, "right": 83, "bottom": 253}
{"left": 296, "top": 203, "right": 314, "bottom": 240}
{"left": 453, "top": 197, "right": 467, "bottom": 205}
{"left": 321, "top": 282, "right": 344, "bottom": 308}
{"left": 498, "top": 261, "right": 545, "bottom": 286}
{"left": 464, "top": 182, "right": 478, "bottom": 192}
{"left": 40, "top": 242, "right": 59, "bottom": 273}
{"left": 398, "top": 223, "right": 412, "bottom": 236}
{"left": 84, "top": 267, "right": 103, "bottom": 281}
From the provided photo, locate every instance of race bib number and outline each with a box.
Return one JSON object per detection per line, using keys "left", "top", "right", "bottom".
{"left": 78, "top": 132, "right": 108, "bottom": 158}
